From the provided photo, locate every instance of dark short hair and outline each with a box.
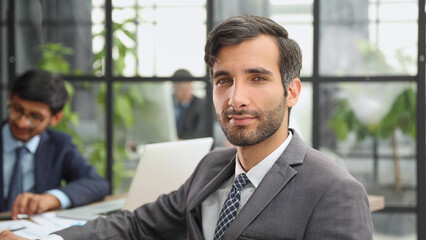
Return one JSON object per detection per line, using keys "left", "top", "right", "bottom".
{"left": 204, "top": 15, "right": 302, "bottom": 94}
{"left": 172, "top": 69, "right": 193, "bottom": 78}
{"left": 9, "top": 69, "right": 69, "bottom": 115}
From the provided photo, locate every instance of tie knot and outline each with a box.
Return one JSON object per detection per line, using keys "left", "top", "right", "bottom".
{"left": 16, "top": 145, "right": 28, "bottom": 155}
{"left": 233, "top": 173, "right": 249, "bottom": 191}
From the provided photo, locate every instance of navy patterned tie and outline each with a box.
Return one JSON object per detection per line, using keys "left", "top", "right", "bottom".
{"left": 213, "top": 173, "right": 250, "bottom": 240}
{"left": 7, "top": 146, "right": 27, "bottom": 210}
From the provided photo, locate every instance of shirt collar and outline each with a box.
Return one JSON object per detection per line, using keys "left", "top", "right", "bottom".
{"left": 235, "top": 131, "right": 293, "bottom": 188}
{"left": 2, "top": 123, "right": 41, "bottom": 154}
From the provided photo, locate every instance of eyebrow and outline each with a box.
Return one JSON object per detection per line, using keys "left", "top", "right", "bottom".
{"left": 10, "top": 103, "right": 47, "bottom": 117}
{"left": 212, "top": 70, "right": 230, "bottom": 79}
{"left": 245, "top": 67, "right": 273, "bottom": 75}
{"left": 212, "top": 68, "right": 273, "bottom": 79}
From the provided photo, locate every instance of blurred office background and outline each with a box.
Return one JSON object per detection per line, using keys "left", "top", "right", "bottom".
{"left": 0, "top": 0, "right": 424, "bottom": 239}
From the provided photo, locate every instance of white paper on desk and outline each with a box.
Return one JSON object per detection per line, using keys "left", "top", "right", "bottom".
{"left": 0, "top": 220, "right": 51, "bottom": 239}
{"left": 31, "top": 212, "right": 86, "bottom": 233}
{"left": 0, "top": 220, "right": 26, "bottom": 231}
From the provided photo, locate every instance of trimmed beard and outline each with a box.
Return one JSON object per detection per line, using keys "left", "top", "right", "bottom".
{"left": 217, "top": 97, "right": 286, "bottom": 146}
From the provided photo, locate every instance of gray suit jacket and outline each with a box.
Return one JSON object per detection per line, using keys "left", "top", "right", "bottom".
{"left": 56, "top": 130, "right": 373, "bottom": 239}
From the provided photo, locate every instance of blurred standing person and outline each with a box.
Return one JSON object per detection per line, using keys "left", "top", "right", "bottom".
{"left": 173, "top": 69, "right": 208, "bottom": 139}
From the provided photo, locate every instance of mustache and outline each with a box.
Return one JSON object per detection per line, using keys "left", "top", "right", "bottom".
{"left": 222, "top": 109, "right": 261, "bottom": 118}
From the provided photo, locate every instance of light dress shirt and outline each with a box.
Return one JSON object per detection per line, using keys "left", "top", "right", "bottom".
{"left": 173, "top": 99, "right": 190, "bottom": 123}
{"left": 2, "top": 123, "right": 71, "bottom": 208}
{"left": 201, "top": 131, "right": 293, "bottom": 240}
{"left": 45, "top": 132, "right": 293, "bottom": 240}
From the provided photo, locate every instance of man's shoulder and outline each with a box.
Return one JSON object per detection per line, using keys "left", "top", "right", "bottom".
{"left": 205, "top": 147, "right": 237, "bottom": 159}
{"left": 190, "top": 96, "right": 205, "bottom": 106}
{"left": 41, "top": 128, "right": 73, "bottom": 145}
{"left": 198, "top": 147, "right": 236, "bottom": 168}
{"left": 301, "top": 146, "right": 364, "bottom": 188}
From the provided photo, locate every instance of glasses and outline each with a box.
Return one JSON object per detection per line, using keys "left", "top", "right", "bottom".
{"left": 7, "top": 104, "right": 46, "bottom": 128}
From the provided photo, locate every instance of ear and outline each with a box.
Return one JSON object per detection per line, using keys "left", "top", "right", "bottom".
{"left": 286, "top": 78, "right": 302, "bottom": 108}
{"left": 49, "top": 111, "right": 63, "bottom": 126}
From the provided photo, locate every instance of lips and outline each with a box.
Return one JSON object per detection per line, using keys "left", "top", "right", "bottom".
{"left": 10, "top": 125, "right": 30, "bottom": 137}
{"left": 228, "top": 115, "right": 256, "bottom": 126}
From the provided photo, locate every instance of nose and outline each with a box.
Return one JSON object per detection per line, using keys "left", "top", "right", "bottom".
{"left": 13, "top": 114, "right": 30, "bottom": 128}
{"left": 228, "top": 81, "right": 249, "bottom": 110}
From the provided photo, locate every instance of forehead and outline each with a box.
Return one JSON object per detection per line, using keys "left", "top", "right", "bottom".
{"left": 174, "top": 82, "right": 192, "bottom": 89}
{"left": 213, "top": 35, "right": 280, "bottom": 74}
{"left": 9, "top": 94, "right": 51, "bottom": 115}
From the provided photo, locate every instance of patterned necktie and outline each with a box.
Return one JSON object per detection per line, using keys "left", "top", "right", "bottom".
{"left": 7, "top": 146, "right": 27, "bottom": 210}
{"left": 213, "top": 173, "right": 250, "bottom": 240}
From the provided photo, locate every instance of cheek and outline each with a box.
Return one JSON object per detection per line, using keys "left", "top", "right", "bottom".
{"left": 212, "top": 89, "right": 225, "bottom": 112}
{"left": 31, "top": 122, "right": 49, "bottom": 135}
{"left": 263, "top": 92, "right": 285, "bottom": 109}
{"left": 212, "top": 96, "right": 222, "bottom": 114}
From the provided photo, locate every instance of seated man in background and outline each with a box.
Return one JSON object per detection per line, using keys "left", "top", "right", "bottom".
{"left": 172, "top": 69, "right": 208, "bottom": 139}
{"left": 1, "top": 69, "right": 109, "bottom": 219}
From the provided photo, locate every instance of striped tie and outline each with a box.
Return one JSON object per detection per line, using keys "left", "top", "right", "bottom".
{"left": 213, "top": 173, "right": 250, "bottom": 240}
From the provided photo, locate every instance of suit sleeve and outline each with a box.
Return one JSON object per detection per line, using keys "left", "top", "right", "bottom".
{"left": 57, "top": 138, "right": 109, "bottom": 207}
{"left": 53, "top": 148, "right": 233, "bottom": 239}
{"left": 55, "top": 177, "right": 191, "bottom": 239}
{"left": 304, "top": 176, "right": 374, "bottom": 239}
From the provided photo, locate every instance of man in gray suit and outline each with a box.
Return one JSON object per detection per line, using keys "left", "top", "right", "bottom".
{"left": 1, "top": 15, "right": 373, "bottom": 240}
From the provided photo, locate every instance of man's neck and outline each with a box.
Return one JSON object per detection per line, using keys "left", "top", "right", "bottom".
{"left": 236, "top": 127, "right": 289, "bottom": 172}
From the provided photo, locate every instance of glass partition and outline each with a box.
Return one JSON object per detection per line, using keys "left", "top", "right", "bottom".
{"left": 112, "top": 0, "right": 207, "bottom": 77}
{"left": 320, "top": 82, "right": 417, "bottom": 207}
{"left": 15, "top": 0, "right": 103, "bottom": 75}
{"left": 113, "top": 81, "right": 207, "bottom": 193}
{"left": 0, "top": 1, "right": 7, "bottom": 119}
{"left": 319, "top": 0, "right": 418, "bottom": 76}
{"left": 214, "top": 0, "right": 313, "bottom": 77}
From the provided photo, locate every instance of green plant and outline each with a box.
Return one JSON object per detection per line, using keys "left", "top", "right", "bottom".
{"left": 90, "top": 12, "right": 144, "bottom": 193}
{"left": 92, "top": 19, "right": 137, "bottom": 76}
{"left": 328, "top": 42, "right": 416, "bottom": 191}
{"left": 35, "top": 42, "right": 134, "bottom": 191}
{"left": 36, "top": 11, "right": 145, "bottom": 193}
{"left": 36, "top": 43, "right": 73, "bottom": 74}
{"left": 89, "top": 82, "right": 144, "bottom": 192}
{"left": 328, "top": 87, "right": 416, "bottom": 191}
{"left": 36, "top": 43, "right": 83, "bottom": 149}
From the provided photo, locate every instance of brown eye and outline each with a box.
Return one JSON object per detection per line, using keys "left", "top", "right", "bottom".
{"left": 29, "top": 113, "right": 44, "bottom": 122}
{"left": 253, "top": 76, "right": 267, "bottom": 82}
{"left": 216, "top": 78, "right": 232, "bottom": 86}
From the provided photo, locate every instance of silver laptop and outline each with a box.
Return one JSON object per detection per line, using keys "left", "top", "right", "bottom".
{"left": 56, "top": 137, "right": 214, "bottom": 220}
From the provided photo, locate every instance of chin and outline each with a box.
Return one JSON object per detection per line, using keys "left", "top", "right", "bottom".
{"left": 10, "top": 129, "right": 31, "bottom": 142}
{"left": 11, "top": 134, "right": 29, "bottom": 142}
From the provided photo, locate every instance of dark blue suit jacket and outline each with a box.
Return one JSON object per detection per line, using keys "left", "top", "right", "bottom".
{"left": 0, "top": 122, "right": 109, "bottom": 211}
{"left": 176, "top": 96, "right": 208, "bottom": 139}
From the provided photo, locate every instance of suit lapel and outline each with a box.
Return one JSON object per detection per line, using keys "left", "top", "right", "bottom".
{"left": 223, "top": 131, "right": 307, "bottom": 240}
{"left": 187, "top": 155, "right": 236, "bottom": 240}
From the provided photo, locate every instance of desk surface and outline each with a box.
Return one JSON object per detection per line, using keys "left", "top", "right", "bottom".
{"left": 368, "top": 195, "right": 385, "bottom": 212}
{"left": 0, "top": 194, "right": 385, "bottom": 220}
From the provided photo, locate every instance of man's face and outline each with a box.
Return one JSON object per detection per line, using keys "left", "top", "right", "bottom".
{"left": 212, "top": 35, "right": 289, "bottom": 146}
{"left": 174, "top": 82, "right": 193, "bottom": 103}
{"left": 7, "top": 94, "right": 53, "bottom": 142}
